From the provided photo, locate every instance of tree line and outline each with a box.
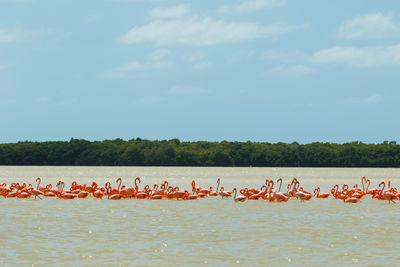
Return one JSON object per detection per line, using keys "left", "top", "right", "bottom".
{"left": 0, "top": 138, "right": 399, "bottom": 167}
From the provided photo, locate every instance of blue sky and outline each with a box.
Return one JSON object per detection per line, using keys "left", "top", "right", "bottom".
{"left": 1, "top": 0, "right": 399, "bottom": 143}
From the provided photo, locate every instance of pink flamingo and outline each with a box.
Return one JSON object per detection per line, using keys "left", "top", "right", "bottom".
{"left": 379, "top": 181, "right": 398, "bottom": 203}
{"left": 269, "top": 181, "right": 290, "bottom": 202}
{"left": 313, "top": 187, "right": 330, "bottom": 198}
{"left": 107, "top": 186, "right": 122, "bottom": 200}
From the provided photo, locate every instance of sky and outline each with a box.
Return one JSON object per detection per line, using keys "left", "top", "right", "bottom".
{"left": 1, "top": 0, "right": 400, "bottom": 144}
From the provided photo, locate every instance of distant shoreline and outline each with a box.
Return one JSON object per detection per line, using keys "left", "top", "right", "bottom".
{"left": 0, "top": 138, "right": 399, "bottom": 168}
{"left": 0, "top": 165, "right": 398, "bottom": 169}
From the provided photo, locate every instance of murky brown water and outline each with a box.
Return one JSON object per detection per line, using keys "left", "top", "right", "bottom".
{"left": 1, "top": 166, "right": 400, "bottom": 266}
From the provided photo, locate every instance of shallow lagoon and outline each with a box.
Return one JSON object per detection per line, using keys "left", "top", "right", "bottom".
{"left": 1, "top": 166, "right": 399, "bottom": 266}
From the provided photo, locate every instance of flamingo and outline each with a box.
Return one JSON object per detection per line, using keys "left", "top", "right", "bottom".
{"left": 215, "top": 179, "right": 231, "bottom": 198}
{"left": 218, "top": 186, "right": 232, "bottom": 198}
{"left": 148, "top": 191, "right": 162, "bottom": 200}
{"left": 214, "top": 178, "right": 221, "bottom": 195}
{"left": 339, "top": 186, "right": 359, "bottom": 203}
{"left": 42, "top": 183, "right": 59, "bottom": 197}
{"left": 85, "top": 183, "right": 95, "bottom": 194}
{"left": 274, "top": 178, "right": 291, "bottom": 198}
{"left": 293, "top": 181, "right": 312, "bottom": 201}
{"left": 77, "top": 187, "right": 89, "bottom": 199}
{"left": 165, "top": 186, "right": 176, "bottom": 199}
{"left": 313, "top": 187, "right": 330, "bottom": 198}
{"left": 58, "top": 182, "right": 77, "bottom": 199}
{"left": 93, "top": 188, "right": 105, "bottom": 199}
{"left": 185, "top": 189, "right": 198, "bottom": 200}
{"left": 366, "top": 179, "right": 378, "bottom": 195}
{"left": 209, "top": 186, "right": 218, "bottom": 196}
{"left": 246, "top": 188, "right": 261, "bottom": 200}
{"left": 379, "top": 181, "right": 398, "bottom": 203}
{"left": 4, "top": 176, "right": 400, "bottom": 204}
{"left": 119, "top": 178, "right": 132, "bottom": 198}
{"left": 259, "top": 185, "right": 269, "bottom": 200}
{"left": 331, "top": 184, "right": 346, "bottom": 200}
{"left": 287, "top": 178, "right": 298, "bottom": 197}
{"left": 111, "top": 178, "right": 122, "bottom": 195}
{"left": 17, "top": 191, "right": 31, "bottom": 199}
{"left": 232, "top": 188, "right": 246, "bottom": 202}
{"left": 268, "top": 181, "right": 290, "bottom": 202}
{"left": 70, "top": 181, "right": 83, "bottom": 194}
{"left": 276, "top": 178, "right": 283, "bottom": 192}
{"left": 361, "top": 176, "right": 368, "bottom": 195}
{"left": 134, "top": 177, "right": 142, "bottom": 198}
{"left": 294, "top": 190, "right": 310, "bottom": 201}
{"left": 107, "top": 187, "right": 122, "bottom": 200}
{"left": 36, "top": 178, "right": 48, "bottom": 193}
{"left": 48, "top": 183, "right": 59, "bottom": 195}
{"left": 0, "top": 183, "right": 12, "bottom": 196}
{"left": 344, "top": 197, "right": 360, "bottom": 203}
{"left": 198, "top": 187, "right": 210, "bottom": 195}
{"left": 240, "top": 188, "right": 251, "bottom": 199}
{"left": 29, "top": 188, "right": 43, "bottom": 199}
{"left": 248, "top": 185, "right": 260, "bottom": 195}
{"left": 173, "top": 186, "right": 186, "bottom": 199}
{"left": 6, "top": 188, "right": 19, "bottom": 198}
{"left": 25, "top": 178, "right": 43, "bottom": 199}
{"left": 136, "top": 185, "right": 149, "bottom": 199}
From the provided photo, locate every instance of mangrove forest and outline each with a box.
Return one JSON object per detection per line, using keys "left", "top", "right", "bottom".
{"left": 0, "top": 138, "right": 399, "bottom": 167}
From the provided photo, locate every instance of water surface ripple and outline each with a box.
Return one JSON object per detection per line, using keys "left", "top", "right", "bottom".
{"left": 1, "top": 166, "right": 399, "bottom": 266}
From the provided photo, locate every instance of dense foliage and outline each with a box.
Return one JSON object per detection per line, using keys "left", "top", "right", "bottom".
{"left": 0, "top": 138, "right": 399, "bottom": 167}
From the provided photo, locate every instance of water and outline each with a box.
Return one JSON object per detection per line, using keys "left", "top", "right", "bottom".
{"left": 1, "top": 166, "right": 400, "bottom": 266}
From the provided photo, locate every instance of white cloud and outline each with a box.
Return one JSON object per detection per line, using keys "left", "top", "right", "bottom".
{"left": 310, "top": 45, "right": 400, "bottom": 67}
{"left": 118, "top": 61, "right": 171, "bottom": 71}
{"left": 102, "top": 49, "right": 172, "bottom": 78}
{"left": 148, "top": 48, "right": 171, "bottom": 61}
{"left": 343, "top": 94, "right": 383, "bottom": 105}
{"left": 338, "top": 13, "right": 398, "bottom": 39}
{"left": 150, "top": 5, "right": 189, "bottom": 19}
{"left": 187, "top": 52, "right": 208, "bottom": 69}
{"left": 359, "top": 94, "right": 383, "bottom": 104}
{"left": 219, "top": 0, "right": 285, "bottom": 14}
{"left": 0, "top": 27, "right": 52, "bottom": 43}
{"left": 120, "top": 17, "right": 296, "bottom": 46}
{"left": 0, "top": 28, "right": 22, "bottom": 43}
{"left": 188, "top": 52, "right": 207, "bottom": 63}
{"left": 268, "top": 64, "right": 313, "bottom": 75}
{"left": 119, "top": 49, "right": 172, "bottom": 71}
{"left": 192, "top": 62, "right": 209, "bottom": 70}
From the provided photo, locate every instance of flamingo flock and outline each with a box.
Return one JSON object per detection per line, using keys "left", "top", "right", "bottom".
{"left": 0, "top": 176, "right": 399, "bottom": 203}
